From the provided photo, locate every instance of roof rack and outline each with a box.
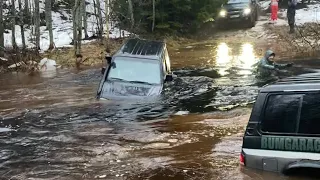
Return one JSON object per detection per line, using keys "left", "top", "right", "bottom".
{"left": 260, "top": 73, "right": 320, "bottom": 92}
{"left": 274, "top": 73, "right": 320, "bottom": 84}
{"left": 119, "top": 38, "right": 165, "bottom": 57}
{"left": 276, "top": 80, "right": 320, "bottom": 85}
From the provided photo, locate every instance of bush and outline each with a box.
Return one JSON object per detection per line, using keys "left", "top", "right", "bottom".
{"left": 113, "top": 0, "right": 227, "bottom": 35}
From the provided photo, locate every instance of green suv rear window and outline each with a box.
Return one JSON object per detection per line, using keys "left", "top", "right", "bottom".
{"left": 261, "top": 93, "right": 320, "bottom": 135}
{"left": 299, "top": 94, "right": 320, "bottom": 134}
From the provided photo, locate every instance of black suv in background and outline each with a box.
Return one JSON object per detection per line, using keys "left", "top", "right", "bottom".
{"left": 96, "top": 38, "right": 173, "bottom": 100}
{"left": 240, "top": 73, "right": 320, "bottom": 174}
{"left": 216, "top": 0, "right": 260, "bottom": 28}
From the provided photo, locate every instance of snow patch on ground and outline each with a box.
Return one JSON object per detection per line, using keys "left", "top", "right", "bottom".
{"left": 245, "top": 1, "right": 320, "bottom": 35}
{"left": 244, "top": 2, "right": 320, "bottom": 41}
{"left": 291, "top": 4, "right": 320, "bottom": 24}
{"left": 259, "top": 0, "right": 271, "bottom": 11}
{"left": 264, "top": 3, "right": 320, "bottom": 26}
{"left": 3, "top": 0, "right": 131, "bottom": 51}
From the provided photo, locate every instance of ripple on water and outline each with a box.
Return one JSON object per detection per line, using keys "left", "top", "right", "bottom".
{"left": 0, "top": 149, "right": 16, "bottom": 161}
{"left": 0, "top": 127, "right": 15, "bottom": 133}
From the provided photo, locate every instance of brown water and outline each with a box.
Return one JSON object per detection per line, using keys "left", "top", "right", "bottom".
{"left": 0, "top": 40, "right": 319, "bottom": 180}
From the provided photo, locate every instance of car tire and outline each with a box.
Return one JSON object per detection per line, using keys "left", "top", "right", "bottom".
{"left": 217, "top": 23, "right": 226, "bottom": 30}
{"left": 251, "top": 20, "right": 256, "bottom": 27}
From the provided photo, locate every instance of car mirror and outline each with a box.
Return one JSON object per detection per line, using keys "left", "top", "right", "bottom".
{"left": 165, "top": 74, "right": 173, "bottom": 82}
{"left": 101, "top": 67, "right": 106, "bottom": 75}
{"left": 106, "top": 56, "right": 112, "bottom": 64}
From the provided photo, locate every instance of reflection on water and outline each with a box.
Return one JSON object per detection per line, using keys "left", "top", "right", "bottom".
{"left": 214, "top": 42, "right": 258, "bottom": 76}
{"left": 216, "top": 42, "right": 232, "bottom": 76}
{"left": 239, "top": 43, "right": 256, "bottom": 72}
{"left": 216, "top": 43, "right": 232, "bottom": 66}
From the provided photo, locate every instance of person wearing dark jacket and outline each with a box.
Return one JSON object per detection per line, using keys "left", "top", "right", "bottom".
{"left": 287, "top": 0, "right": 298, "bottom": 33}
{"left": 253, "top": 50, "right": 293, "bottom": 79}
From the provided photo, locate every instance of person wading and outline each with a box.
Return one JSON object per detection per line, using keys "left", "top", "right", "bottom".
{"left": 287, "top": 0, "right": 298, "bottom": 33}
{"left": 253, "top": 50, "right": 293, "bottom": 80}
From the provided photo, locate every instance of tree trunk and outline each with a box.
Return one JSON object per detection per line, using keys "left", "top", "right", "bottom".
{"left": 77, "top": 0, "right": 82, "bottom": 54}
{"left": 128, "top": 0, "right": 134, "bottom": 30}
{"left": 30, "top": 0, "right": 34, "bottom": 25}
{"left": 34, "top": 0, "right": 40, "bottom": 50}
{"left": 11, "top": 0, "right": 17, "bottom": 49}
{"left": 82, "top": 0, "right": 88, "bottom": 38}
{"left": 24, "top": 0, "right": 30, "bottom": 26}
{"left": 18, "top": 0, "right": 26, "bottom": 49}
{"left": 152, "top": 0, "right": 155, "bottom": 32}
{"left": 45, "top": 0, "right": 54, "bottom": 50}
{"left": 45, "top": 0, "right": 49, "bottom": 29}
{"left": 96, "top": 0, "right": 103, "bottom": 39}
{"left": 105, "top": 0, "right": 109, "bottom": 39}
{"left": 24, "top": 0, "right": 29, "bottom": 16}
{"left": 72, "top": 0, "right": 78, "bottom": 52}
{"left": 0, "top": 0, "right": 4, "bottom": 57}
{"left": 93, "top": 0, "right": 100, "bottom": 34}
{"left": 73, "top": 0, "right": 82, "bottom": 55}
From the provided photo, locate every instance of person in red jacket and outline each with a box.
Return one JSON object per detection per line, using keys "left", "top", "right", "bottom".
{"left": 271, "top": 0, "right": 279, "bottom": 23}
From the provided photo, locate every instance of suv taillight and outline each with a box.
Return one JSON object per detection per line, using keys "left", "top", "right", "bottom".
{"left": 240, "top": 153, "right": 245, "bottom": 166}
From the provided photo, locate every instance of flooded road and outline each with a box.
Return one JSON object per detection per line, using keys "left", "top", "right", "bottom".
{"left": 0, "top": 41, "right": 319, "bottom": 180}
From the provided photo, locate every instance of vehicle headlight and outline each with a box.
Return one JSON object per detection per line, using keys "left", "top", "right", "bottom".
{"left": 219, "top": 10, "right": 227, "bottom": 17}
{"left": 243, "top": 8, "right": 251, "bottom": 15}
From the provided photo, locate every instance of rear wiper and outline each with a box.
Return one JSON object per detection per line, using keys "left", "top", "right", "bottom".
{"left": 128, "top": 80, "right": 153, "bottom": 85}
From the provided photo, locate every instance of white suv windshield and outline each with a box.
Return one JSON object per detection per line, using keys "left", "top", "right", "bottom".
{"left": 108, "top": 57, "right": 161, "bottom": 84}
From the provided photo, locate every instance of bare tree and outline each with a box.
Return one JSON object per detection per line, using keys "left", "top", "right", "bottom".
{"left": 34, "top": 0, "right": 40, "bottom": 50}
{"left": 0, "top": 0, "right": 4, "bottom": 57}
{"left": 24, "top": 0, "right": 30, "bottom": 15}
{"left": 77, "top": 0, "right": 82, "bottom": 54}
{"left": 45, "top": 0, "right": 54, "bottom": 50}
{"left": 105, "top": 0, "right": 109, "bottom": 39}
{"left": 11, "top": 0, "right": 17, "bottom": 49}
{"left": 96, "top": 0, "right": 103, "bottom": 39}
{"left": 45, "top": 0, "right": 49, "bottom": 28}
{"left": 152, "top": 0, "right": 155, "bottom": 32}
{"left": 82, "top": 0, "right": 89, "bottom": 38}
{"left": 93, "top": 0, "right": 100, "bottom": 33}
{"left": 18, "top": 0, "right": 26, "bottom": 49}
{"left": 128, "top": 0, "right": 134, "bottom": 30}
{"left": 73, "top": 0, "right": 82, "bottom": 55}
{"left": 73, "top": 0, "right": 78, "bottom": 51}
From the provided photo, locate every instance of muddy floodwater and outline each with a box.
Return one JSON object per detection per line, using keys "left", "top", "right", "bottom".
{"left": 1, "top": 41, "right": 320, "bottom": 180}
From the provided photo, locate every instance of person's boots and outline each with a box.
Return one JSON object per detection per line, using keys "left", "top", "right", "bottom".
{"left": 289, "top": 24, "right": 295, "bottom": 34}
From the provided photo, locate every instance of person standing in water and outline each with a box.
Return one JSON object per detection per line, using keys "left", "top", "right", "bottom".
{"left": 287, "top": 0, "right": 298, "bottom": 33}
{"left": 271, "top": 0, "right": 279, "bottom": 23}
{"left": 254, "top": 50, "right": 293, "bottom": 79}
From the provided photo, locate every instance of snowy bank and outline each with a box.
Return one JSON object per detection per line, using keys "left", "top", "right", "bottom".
{"left": 291, "top": 4, "right": 320, "bottom": 24}
{"left": 268, "top": 2, "right": 320, "bottom": 26}
{"left": 3, "top": 0, "right": 131, "bottom": 51}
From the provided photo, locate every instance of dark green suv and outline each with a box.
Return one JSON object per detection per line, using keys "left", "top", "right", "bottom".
{"left": 216, "top": 0, "right": 260, "bottom": 28}
{"left": 240, "top": 73, "right": 320, "bottom": 174}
